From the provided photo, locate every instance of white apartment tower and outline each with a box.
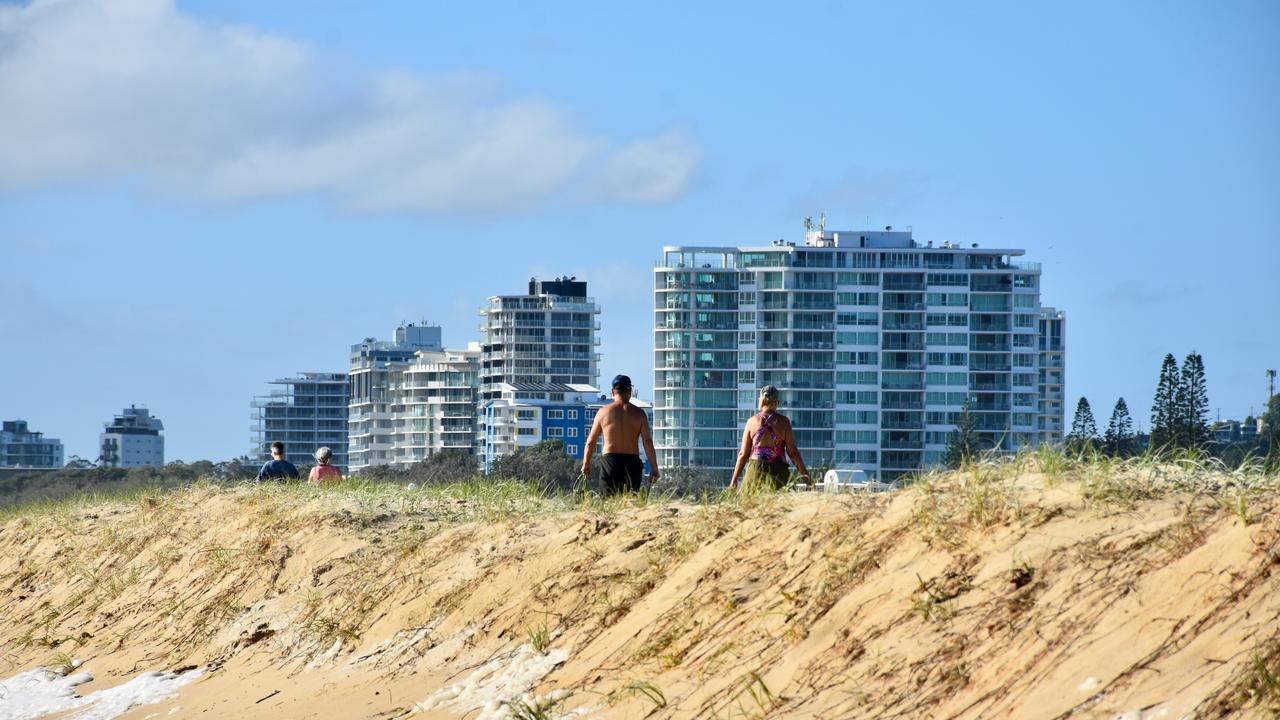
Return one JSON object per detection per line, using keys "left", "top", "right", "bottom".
{"left": 1038, "top": 307, "right": 1066, "bottom": 444}
{"left": 479, "top": 277, "right": 601, "bottom": 402}
{"left": 653, "top": 222, "right": 1064, "bottom": 483}
{"left": 348, "top": 323, "right": 443, "bottom": 471}
{"left": 385, "top": 345, "right": 482, "bottom": 467}
{"left": 99, "top": 406, "right": 164, "bottom": 468}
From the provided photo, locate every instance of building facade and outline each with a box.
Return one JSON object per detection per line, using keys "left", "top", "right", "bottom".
{"left": 478, "top": 277, "right": 600, "bottom": 403}
{"left": 483, "top": 382, "right": 600, "bottom": 472}
{"left": 252, "top": 374, "right": 349, "bottom": 470}
{"left": 348, "top": 323, "right": 444, "bottom": 471}
{"left": 483, "top": 382, "right": 655, "bottom": 473}
{"left": 100, "top": 406, "right": 165, "bottom": 468}
{"left": 384, "top": 345, "right": 482, "bottom": 468}
{"left": 653, "top": 224, "right": 1063, "bottom": 483}
{"left": 1038, "top": 308, "right": 1066, "bottom": 445}
{"left": 0, "top": 420, "right": 64, "bottom": 468}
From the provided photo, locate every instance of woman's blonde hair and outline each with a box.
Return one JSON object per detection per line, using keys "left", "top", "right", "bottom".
{"left": 758, "top": 385, "right": 779, "bottom": 410}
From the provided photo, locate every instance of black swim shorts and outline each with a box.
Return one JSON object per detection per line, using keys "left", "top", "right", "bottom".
{"left": 599, "top": 453, "right": 645, "bottom": 494}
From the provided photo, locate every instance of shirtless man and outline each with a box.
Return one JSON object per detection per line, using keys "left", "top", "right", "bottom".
{"left": 581, "top": 375, "right": 660, "bottom": 494}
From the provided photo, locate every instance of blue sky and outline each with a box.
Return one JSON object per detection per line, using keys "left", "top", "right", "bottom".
{"left": 2, "top": 0, "right": 1277, "bottom": 462}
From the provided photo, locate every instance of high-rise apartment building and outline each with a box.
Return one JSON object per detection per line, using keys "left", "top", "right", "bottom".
{"left": 1038, "top": 308, "right": 1066, "bottom": 445}
{"left": 653, "top": 223, "right": 1064, "bottom": 483}
{"left": 384, "top": 345, "right": 482, "bottom": 467}
{"left": 100, "top": 406, "right": 164, "bottom": 468}
{"left": 252, "top": 374, "right": 349, "bottom": 470}
{"left": 478, "top": 277, "right": 600, "bottom": 403}
{"left": 477, "top": 277, "right": 603, "bottom": 469}
{"left": 0, "top": 420, "right": 64, "bottom": 468}
{"left": 348, "top": 323, "right": 443, "bottom": 471}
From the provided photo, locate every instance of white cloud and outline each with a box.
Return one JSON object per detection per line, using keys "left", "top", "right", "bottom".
{"left": 0, "top": 0, "right": 697, "bottom": 212}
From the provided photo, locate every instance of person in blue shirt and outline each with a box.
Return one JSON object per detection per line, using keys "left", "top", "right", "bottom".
{"left": 256, "top": 441, "right": 300, "bottom": 481}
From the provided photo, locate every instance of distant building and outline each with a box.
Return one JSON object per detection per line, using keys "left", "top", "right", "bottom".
{"left": 483, "top": 382, "right": 654, "bottom": 474}
{"left": 479, "top": 277, "right": 600, "bottom": 403}
{"left": 653, "top": 223, "right": 1063, "bottom": 482}
{"left": 384, "top": 345, "right": 482, "bottom": 468}
{"left": 348, "top": 323, "right": 444, "bottom": 471}
{"left": 252, "top": 374, "right": 349, "bottom": 470}
{"left": 1038, "top": 307, "right": 1066, "bottom": 445}
{"left": 0, "top": 420, "right": 64, "bottom": 468}
{"left": 99, "top": 406, "right": 164, "bottom": 468}
{"left": 1210, "top": 419, "right": 1261, "bottom": 445}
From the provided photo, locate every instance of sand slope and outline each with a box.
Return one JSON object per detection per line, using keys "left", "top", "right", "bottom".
{"left": 0, "top": 467, "right": 1277, "bottom": 719}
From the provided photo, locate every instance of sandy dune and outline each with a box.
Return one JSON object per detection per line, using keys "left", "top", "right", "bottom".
{"left": 0, "top": 465, "right": 1277, "bottom": 718}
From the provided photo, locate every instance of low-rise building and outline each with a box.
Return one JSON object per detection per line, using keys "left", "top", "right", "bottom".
{"left": 0, "top": 420, "right": 64, "bottom": 468}
{"left": 483, "top": 383, "right": 654, "bottom": 473}
{"left": 99, "top": 406, "right": 164, "bottom": 468}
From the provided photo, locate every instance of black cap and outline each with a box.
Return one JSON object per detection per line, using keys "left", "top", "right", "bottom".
{"left": 611, "top": 374, "right": 633, "bottom": 390}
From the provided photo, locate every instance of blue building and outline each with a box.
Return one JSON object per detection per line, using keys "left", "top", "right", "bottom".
{"left": 483, "top": 382, "right": 653, "bottom": 473}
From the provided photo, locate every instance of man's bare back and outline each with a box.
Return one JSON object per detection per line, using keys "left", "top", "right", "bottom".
{"left": 596, "top": 402, "right": 646, "bottom": 454}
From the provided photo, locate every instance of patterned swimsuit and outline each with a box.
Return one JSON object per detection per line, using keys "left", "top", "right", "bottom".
{"left": 751, "top": 412, "right": 785, "bottom": 462}
{"left": 744, "top": 412, "right": 791, "bottom": 490}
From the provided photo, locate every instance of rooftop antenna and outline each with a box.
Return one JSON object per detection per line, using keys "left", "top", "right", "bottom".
{"left": 819, "top": 212, "right": 826, "bottom": 233}
{"left": 1268, "top": 369, "right": 1277, "bottom": 400}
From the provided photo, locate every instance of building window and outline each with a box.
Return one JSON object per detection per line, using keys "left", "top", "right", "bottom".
{"left": 566, "top": 445, "right": 579, "bottom": 455}
{"left": 547, "top": 409, "right": 564, "bottom": 419}
{"left": 548, "top": 427, "right": 564, "bottom": 437}
{"left": 567, "top": 409, "right": 578, "bottom": 419}
{"left": 517, "top": 427, "right": 536, "bottom": 436}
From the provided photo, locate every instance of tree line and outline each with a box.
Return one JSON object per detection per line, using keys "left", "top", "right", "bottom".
{"left": 945, "top": 350, "right": 1279, "bottom": 468}
{"left": 1067, "top": 351, "right": 1280, "bottom": 465}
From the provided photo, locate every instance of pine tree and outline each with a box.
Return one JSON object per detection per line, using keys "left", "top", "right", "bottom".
{"left": 1104, "top": 397, "right": 1134, "bottom": 457}
{"left": 1179, "top": 351, "right": 1210, "bottom": 450}
{"left": 1262, "top": 395, "right": 1280, "bottom": 471}
{"left": 1150, "top": 354, "right": 1180, "bottom": 453}
{"left": 944, "top": 399, "right": 978, "bottom": 469}
{"left": 1068, "top": 397, "right": 1099, "bottom": 452}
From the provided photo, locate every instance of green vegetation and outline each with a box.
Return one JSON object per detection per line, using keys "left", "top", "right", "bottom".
{"left": 943, "top": 399, "right": 978, "bottom": 470}
{"left": 1067, "top": 397, "right": 1099, "bottom": 452}
{"left": 1103, "top": 397, "right": 1134, "bottom": 457}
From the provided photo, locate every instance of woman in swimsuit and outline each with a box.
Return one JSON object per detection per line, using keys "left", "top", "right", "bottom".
{"left": 729, "top": 385, "right": 812, "bottom": 492}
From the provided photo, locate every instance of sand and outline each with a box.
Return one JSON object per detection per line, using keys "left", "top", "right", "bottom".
{"left": 0, "top": 467, "right": 1276, "bottom": 718}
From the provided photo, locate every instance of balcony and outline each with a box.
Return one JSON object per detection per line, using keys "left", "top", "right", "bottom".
{"left": 792, "top": 320, "right": 836, "bottom": 330}
{"left": 882, "top": 340, "right": 924, "bottom": 351}
{"left": 883, "top": 300, "right": 926, "bottom": 312}
{"left": 883, "top": 319, "right": 924, "bottom": 331}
